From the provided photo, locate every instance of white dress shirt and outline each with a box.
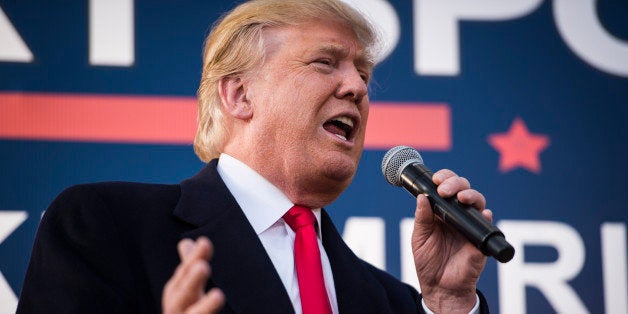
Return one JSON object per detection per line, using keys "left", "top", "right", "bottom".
{"left": 217, "top": 154, "right": 339, "bottom": 314}
{"left": 216, "top": 153, "right": 479, "bottom": 314}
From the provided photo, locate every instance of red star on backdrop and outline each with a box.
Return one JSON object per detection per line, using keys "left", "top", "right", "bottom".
{"left": 488, "top": 117, "right": 550, "bottom": 173}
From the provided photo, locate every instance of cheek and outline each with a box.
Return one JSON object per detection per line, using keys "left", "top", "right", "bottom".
{"left": 361, "top": 100, "right": 370, "bottom": 120}
{"left": 298, "top": 71, "right": 338, "bottom": 97}
{"left": 358, "top": 106, "right": 370, "bottom": 136}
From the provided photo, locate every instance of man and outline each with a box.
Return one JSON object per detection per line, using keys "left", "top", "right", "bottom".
{"left": 18, "top": 0, "right": 491, "bottom": 313}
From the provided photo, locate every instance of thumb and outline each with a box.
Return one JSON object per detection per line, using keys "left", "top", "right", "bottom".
{"left": 414, "top": 194, "right": 435, "bottom": 228}
{"left": 413, "top": 194, "right": 437, "bottom": 244}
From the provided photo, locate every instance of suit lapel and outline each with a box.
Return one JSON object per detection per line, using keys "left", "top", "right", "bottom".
{"left": 174, "top": 161, "right": 294, "bottom": 314}
{"left": 321, "top": 210, "right": 392, "bottom": 314}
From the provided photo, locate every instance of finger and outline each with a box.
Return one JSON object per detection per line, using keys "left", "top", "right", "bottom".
{"left": 432, "top": 169, "right": 457, "bottom": 185}
{"left": 171, "top": 237, "right": 211, "bottom": 284}
{"left": 204, "top": 237, "right": 215, "bottom": 261}
{"left": 456, "top": 189, "right": 486, "bottom": 210}
{"left": 188, "top": 237, "right": 212, "bottom": 262}
{"left": 167, "top": 238, "right": 213, "bottom": 299}
{"left": 164, "top": 260, "right": 211, "bottom": 312}
{"left": 185, "top": 288, "right": 226, "bottom": 314}
{"left": 178, "top": 237, "right": 211, "bottom": 263}
{"left": 177, "top": 237, "right": 213, "bottom": 263}
{"left": 482, "top": 209, "right": 493, "bottom": 223}
{"left": 178, "top": 238, "right": 195, "bottom": 262}
{"left": 181, "top": 261, "right": 211, "bottom": 296}
{"left": 176, "top": 238, "right": 213, "bottom": 292}
{"left": 163, "top": 237, "right": 217, "bottom": 314}
{"left": 437, "top": 176, "right": 471, "bottom": 198}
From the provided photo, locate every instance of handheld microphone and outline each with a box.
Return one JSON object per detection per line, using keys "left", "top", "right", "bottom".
{"left": 381, "top": 146, "right": 514, "bottom": 263}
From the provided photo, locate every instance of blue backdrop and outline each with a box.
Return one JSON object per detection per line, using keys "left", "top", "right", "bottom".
{"left": 1, "top": 1, "right": 626, "bottom": 313}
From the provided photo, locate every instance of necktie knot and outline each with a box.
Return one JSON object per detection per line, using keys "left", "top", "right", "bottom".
{"left": 283, "top": 205, "right": 316, "bottom": 231}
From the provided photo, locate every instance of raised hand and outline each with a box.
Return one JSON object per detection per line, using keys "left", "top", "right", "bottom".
{"left": 412, "top": 169, "right": 491, "bottom": 313}
{"left": 162, "top": 237, "right": 225, "bottom": 314}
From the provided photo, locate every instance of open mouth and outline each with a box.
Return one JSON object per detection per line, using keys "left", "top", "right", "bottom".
{"left": 323, "top": 116, "right": 355, "bottom": 141}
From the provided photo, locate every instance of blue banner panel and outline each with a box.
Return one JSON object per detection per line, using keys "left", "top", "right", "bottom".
{"left": 1, "top": 1, "right": 626, "bottom": 313}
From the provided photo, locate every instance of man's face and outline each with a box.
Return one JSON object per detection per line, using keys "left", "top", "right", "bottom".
{"left": 244, "top": 19, "right": 371, "bottom": 207}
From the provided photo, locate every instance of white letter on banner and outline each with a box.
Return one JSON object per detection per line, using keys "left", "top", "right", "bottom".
{"left": 553, "top": 0, "right": 628, "bottom": 77}
{"left": 413, "top": 0, "right": 543, "bottom": 76}
{"left": 89, "top": 0, "right": 134, "bottom": 66}
{"left": 0, "top": 211, "right": 28, "bottom": 314}
{"left": 0, "top": 7, "right": 33, "bottom": 62}
{"left": 341, "top": 0, "right": 400, "bottom": 63}
{"left": 601, "top": 223, "right": 628, "bottom": 314}
{"left": 399, "top": 218, "right": 420, "bottom": 291}
{"left": 342, "top": 217, "right": 386, "bottom": 270}
{"left": 497, "top": 220, "right": 588, "bottom": 314}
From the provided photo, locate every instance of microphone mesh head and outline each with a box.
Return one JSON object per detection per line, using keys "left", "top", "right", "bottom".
{"left": 381, "top": 146, "right": 423, "bottom": 186}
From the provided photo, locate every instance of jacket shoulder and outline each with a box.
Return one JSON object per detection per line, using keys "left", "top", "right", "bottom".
{"left": 50, "top": 181, "right": 180, "bottom": 215}
{"left": 58, "top": 181, "right": 180, "bottom": 202}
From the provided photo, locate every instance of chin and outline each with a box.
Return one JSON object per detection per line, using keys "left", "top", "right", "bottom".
{"left": 321, "top": 158, "right": 357, "bottom": 189}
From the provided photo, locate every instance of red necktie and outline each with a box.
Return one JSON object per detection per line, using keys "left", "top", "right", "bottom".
{"left": 283, "top": 205, "right": 333, "bottom": 314}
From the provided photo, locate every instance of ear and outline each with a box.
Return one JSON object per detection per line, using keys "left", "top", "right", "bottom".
{"left": 219, "top": 76, "right": 253, "bottom": 120}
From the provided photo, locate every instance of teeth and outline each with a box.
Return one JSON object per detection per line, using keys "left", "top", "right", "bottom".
{"left": 333, "top": 116, "right": 354, "bottom": 128}
{"left": 334, "top": 134, "right": 347, "bottom": 141}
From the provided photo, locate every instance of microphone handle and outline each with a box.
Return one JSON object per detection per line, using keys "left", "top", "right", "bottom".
{"left": 400, "top": 163, "right": 515, "bottom": 263}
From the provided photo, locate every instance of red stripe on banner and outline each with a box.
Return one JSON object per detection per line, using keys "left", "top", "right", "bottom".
{"left": 0, "top": 92, "right": 197, "bottom": 144}
{"left": 0, "top": 92, "right": 451, "bottom": 150}
{"left": 365, "top": 102, "right": 451, "bottom": 150}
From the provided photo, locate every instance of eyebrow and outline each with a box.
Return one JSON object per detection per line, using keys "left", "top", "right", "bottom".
{"left": 317, "top": 44, "right": 374, "bottom": 72}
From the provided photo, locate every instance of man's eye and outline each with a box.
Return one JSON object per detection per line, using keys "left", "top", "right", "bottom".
{"left": 315, "top": 59, "right": 333, "bottom": 66}
{"left": 359, "top": 71, "right": 370, "bottom": 83}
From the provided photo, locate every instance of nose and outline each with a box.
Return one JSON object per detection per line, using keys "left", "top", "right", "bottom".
{"left": 335, "top": 64, "right": 368, "bottom": 104}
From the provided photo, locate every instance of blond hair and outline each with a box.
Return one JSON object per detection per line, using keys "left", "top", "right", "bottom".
{"left": 193, "top": 0, "right": 378, "bottom": 162}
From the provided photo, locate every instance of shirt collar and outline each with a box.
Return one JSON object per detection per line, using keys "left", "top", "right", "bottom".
{"left": 216, "top": 153, "right": 323, "bottom": 236}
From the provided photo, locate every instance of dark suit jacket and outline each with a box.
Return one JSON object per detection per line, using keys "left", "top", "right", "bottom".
{"left": 17, "top": 160, "right": 488, "bottom": 313}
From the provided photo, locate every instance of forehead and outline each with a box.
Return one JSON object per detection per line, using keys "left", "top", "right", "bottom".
{"left": 262, "top": 20, "right": 372, "bottom": 68}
